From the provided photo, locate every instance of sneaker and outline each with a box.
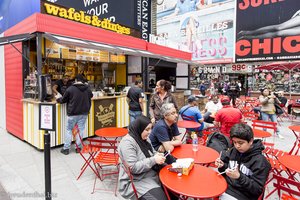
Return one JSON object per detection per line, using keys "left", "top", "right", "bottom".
{"left": 76, "top": 148, "right": 81, "bottom": 153}
{"left": 60, "top": 148, "right": 69, "bottom": 155}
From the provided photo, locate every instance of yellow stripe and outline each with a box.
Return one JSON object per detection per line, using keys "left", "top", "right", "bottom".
{"left": 57, "top": 104, "right": 61, "bottom": 144}
{"left": 90, "top": 101, "right": 94, "bottom": 136}
{"left": 41, "top": 130, "right": 45, "bottom": 149}
{"left": 30, "top": 104, "right": 34, "bottom": 145}
{"left": 24, "top": 103, "right": 28, "bottom": 141}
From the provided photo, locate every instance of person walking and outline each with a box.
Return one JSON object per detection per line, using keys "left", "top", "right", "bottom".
{"left": 227, "top": 80, "right": 240, "bottom": 107}
{"left": 57, "top": 74, "right": 93, "bottom": 155}
{"left": 127, "top": 80, "right": 144, "bottom": 123}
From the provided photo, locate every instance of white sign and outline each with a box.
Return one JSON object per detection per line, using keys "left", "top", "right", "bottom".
{"left": 40, "top": 105, "right": 54, "bottom": 130}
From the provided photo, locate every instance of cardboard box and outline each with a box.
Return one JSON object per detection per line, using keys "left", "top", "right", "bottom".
{"left": 168, "top": 161, "right": 194, "bottom": 175}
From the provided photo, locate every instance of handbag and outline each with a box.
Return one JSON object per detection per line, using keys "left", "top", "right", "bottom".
{"left": 275, "top": 104, "right": 284, "bottom": 115}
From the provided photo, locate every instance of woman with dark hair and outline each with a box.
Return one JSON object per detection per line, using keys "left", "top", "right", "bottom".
{"left": 118, "top": 116, "right": 167, "bottom": 200}
{"left": 149, "top": 79, "right": 178, "bottom": 123}
{"left": 259, "top": 88, "right": 283, "bottom": 139}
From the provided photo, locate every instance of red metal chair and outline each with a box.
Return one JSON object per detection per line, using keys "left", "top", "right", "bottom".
{"left": 252, "top": 120, "right": 277, "bottom": 149}
{"left": 202, "top": 126, "right": 220, "bottom": 145}
{"left": 119, "top": 157, "right": 139, "bottom": 199}
{"left": 92, "top": 139, "right": 120, "bottom": 195}
{"left": 72, "top": 125, "right": 101, "bottom": 180}
{"left": 281, "top": 193, "right": 299, "bottom": 200}
{"left": 243, "top": 112, "right": 259, "bottom": 124}
{"left": 272, "top": 174, "right": 300, "bottom": 199}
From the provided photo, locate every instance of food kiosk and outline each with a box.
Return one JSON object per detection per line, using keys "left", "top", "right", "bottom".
{"left": 0, "top": 11, "right": 191, "bottom": 149}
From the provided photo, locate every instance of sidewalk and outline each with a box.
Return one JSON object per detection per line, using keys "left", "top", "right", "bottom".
{"left": 0, "top": 117, "right": 299, "bottom": 200}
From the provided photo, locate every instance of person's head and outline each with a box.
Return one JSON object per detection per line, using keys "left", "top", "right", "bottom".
{"left": 211, "top": 95, "right": 219, "bottom": 104}
{"left": 161, "top": 103, "right": 178, "bottom": 124}
{"left": 261, "top": 88, "right": 270, "bottom": 96}
{"left": 75, "top": 74, "right": 85, "bottom": 83}
{"left": 62, "top": 75, "right": 70, "bottom": 85}
{"left": 156, "top": 79, "right": 172, "bottom": 93}
{"left": 220, "top": 96, "right": 230, "bottom": 106}
{"left": 230, "top": 123, "right": 254, "bottom": 153}
{"left": 187, "top": 95, "right": 198, "bottom": 106}
{"left": 278, "top": 91, "right": 284, "bottom": 97}
{"left": 129, "top": 116, "right": 152, "bottom": 140}
{"left": 135, "top": 80, "right": 143, "bottom": 88}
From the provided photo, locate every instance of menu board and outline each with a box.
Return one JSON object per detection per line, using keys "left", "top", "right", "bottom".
{"left": 45, "top": 40, "right": 60, "bottom": 58}
{"left": 92, "top": 50, "right": 100, "bottom": 62}
{"left": 117, "top": 55, "right": 126, "bottom": 63}
{"left": 110, "top": 54, "right": 118, "bottom": 63}
{"left": 99, "top": 51, "right": 109, "bottom": 62}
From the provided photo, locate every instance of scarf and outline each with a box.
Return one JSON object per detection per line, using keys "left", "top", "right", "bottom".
{"left": 128, "top": 116, "right": 153, "bottom": 158}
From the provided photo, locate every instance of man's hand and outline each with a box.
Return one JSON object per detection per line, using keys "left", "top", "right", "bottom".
{"left": 215, "top": 157, "right": 224, "bottom": 168}
{"left": 226, "top": 165, "right": 240, "bottom": 179}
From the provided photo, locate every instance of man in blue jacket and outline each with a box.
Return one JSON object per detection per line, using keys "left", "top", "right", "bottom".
{"left": 57, "top": 74, "right": 93, "bottom": 155}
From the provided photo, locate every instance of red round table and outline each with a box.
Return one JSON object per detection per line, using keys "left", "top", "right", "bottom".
{"left": 95, "top": 127, "right": 128, "bottom": 138}
{"left": 159, "top": 164, "right": 227, "bottom": 199}
{"left": 288, "top": 126, "right": 300, "bottom": 154}
{"left": 177, "top": 120, "right": 201, "bottom": 129}
{"left": 278, "top": 155, "right": 300, "bottom": 173}
{"left": 172, "top": 144, "right": 219, "bottom": 165}
{"left": 253, "top": 129, "right": 272, "bottom": 138}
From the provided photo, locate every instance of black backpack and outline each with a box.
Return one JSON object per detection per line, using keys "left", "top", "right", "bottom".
{"left": 206, "top": 132, "right": 231, "bottom": 153}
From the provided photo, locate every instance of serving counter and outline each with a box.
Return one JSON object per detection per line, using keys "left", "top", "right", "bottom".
{"left": 22, "top": 94, "right": 147, "bottom": 150}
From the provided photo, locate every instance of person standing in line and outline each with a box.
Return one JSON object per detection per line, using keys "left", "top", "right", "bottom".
{"left": 149, "top": 80, "right": 178, "bottom": 124}
{"left": 127, "top": 80, "right": 144, "bottom": 123}
{"left": 57, "top": 74, "right": 93, "bottom": 155}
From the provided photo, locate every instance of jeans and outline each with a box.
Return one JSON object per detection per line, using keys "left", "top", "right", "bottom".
{"left": 129, "top": 110, "right": 142, "bottom": 123}
{"left": 63, "top": 115, "right": 88, "bottom": 150}
{"left": 261, "top": 112, "right": 279, "bottom": 133}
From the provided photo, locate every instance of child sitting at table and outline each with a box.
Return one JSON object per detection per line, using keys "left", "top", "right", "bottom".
{"left": 215, "top": 123, "right": 271, "bottom": 200}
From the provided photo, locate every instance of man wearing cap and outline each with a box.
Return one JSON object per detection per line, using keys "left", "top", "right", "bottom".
{"left": 214, "top": 96, "right": 243, "bottom": 137}
{"left": 57, "top": 74, "right": 93, "bottom": 155}
{"left": 179, "top": 95, "right": 211, "bottom": 143}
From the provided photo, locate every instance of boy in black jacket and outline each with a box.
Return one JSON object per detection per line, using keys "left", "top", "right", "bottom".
{"left": 215, "top": 123, "right": 271, "bottom": 200}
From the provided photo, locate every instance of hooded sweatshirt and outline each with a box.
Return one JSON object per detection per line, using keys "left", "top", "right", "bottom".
{"left": 218, "top": 140, "right": 271, "bottom": 200}
{"left": 57, "top": 82, "right": 93, "bottom": 116}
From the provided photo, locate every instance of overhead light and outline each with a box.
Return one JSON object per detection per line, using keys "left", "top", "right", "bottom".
{"left": 118, "top": 47, "right": 137, "bottom": 52}
{"left": 90, "top": 42, "right": 115, "bottom": 49}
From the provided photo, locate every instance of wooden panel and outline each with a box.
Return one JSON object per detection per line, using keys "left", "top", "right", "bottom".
{"left": 5, "top": 43, "right": 23, "bottom": 139}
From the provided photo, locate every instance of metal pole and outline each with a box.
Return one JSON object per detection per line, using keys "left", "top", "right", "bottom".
{"left": 44, "top": 132, "right": 52, "bottom": 200}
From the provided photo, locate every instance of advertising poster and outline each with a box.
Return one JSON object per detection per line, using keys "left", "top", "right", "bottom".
{"left": 44, "top": 0, "right": 151, "bottom": 40}
{"left": 157, "top": 0, "right": 235, "bottom": 64}
{"left": 236, "top": 0, "right": 300, "bottom": 62}
{"left": 94, "top": 99, "right": 116, "bottom": 129}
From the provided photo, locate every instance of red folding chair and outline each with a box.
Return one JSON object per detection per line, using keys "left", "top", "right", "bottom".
{"left": 119, "top": 157, "right": 139, "bottom": 199}
{"left": 252, "top": 120, "right": 277, "bottom": 149}
{"left": 243, "top": 112, "right": 259, "bottom": 124}
{"left": 92, "top": 139, "right": 120, "bottom": 195}
{"left": 272, "top": 174, "right": 300, "bottom": 199}
{"left": 72, "top": 125, "right": 101, "bottom": 180}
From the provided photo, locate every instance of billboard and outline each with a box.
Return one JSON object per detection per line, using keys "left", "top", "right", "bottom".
{"left": 0, "top": 0, "right": 40, "bottom": 33}
{"left": 235, "top": 0, "right": 300, "bottom": 62}
{"left": 44, "top": 0, "right": 151, "bottom": 41}
{"left": 156, "top": 0, "right": 235, "bottom": 64}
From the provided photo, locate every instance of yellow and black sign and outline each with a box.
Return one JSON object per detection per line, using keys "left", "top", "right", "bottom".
{"left": 94, "top": 99, "right": 116, "bottom": 128}
{"left": 42, "top": 2, "right": 131, "bottom": 35}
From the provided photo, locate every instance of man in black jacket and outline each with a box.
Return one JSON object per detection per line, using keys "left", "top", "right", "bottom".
{"left": 215, "top": 123, "right": 271, "bottom": 200}
{"left": 57, "top": 74, "right": 93, "bottom": 155}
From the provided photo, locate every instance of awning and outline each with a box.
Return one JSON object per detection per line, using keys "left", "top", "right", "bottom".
{"left": 256, "top": 61, "right": 300, "bottom": 71}
{"left": 43, "top": 33, "right": 176, "bottom": 61}
{"left": 0, "top": 33, "right": 36, "bottom": 45}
